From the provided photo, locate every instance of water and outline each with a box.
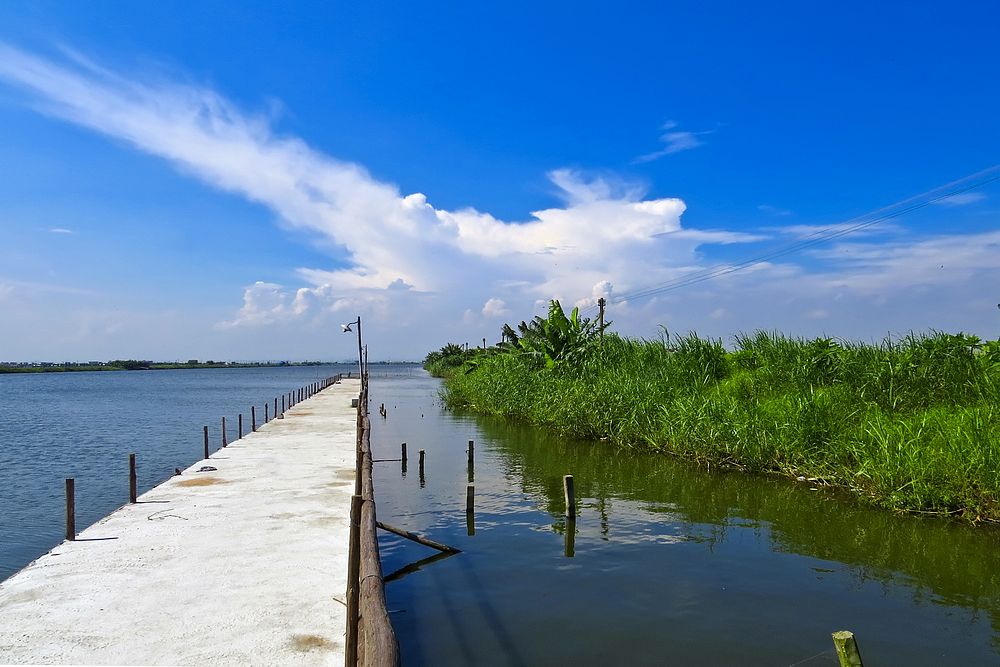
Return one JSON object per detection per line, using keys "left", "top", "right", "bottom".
{"left": 0, "top": 363, "right": 419, "bottom": 580}
{"left": 369, "top": 375, "right": 1000, "bottom": 666}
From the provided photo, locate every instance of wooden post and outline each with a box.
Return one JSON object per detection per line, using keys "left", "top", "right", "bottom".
{"left": 274, "top": 397, "right": 278, "bottom": 419}
{"left": 65, "top": 478, "right": 76, "bottom": 541}
{"left": 129, "top": 453, "right": 137, "bottom": 503}
{"left": 401, "top": 443, "right": 407, "bottom": 463}
{"left": 832, "top": 631, "right": 865, "bottom": 667}
{"left": 418, "top": 449, "right": 425, "bottom": 477}
{"left": 238, "top": 413, "right": 243, "bottom": 439}
{"left": 221, "top": 417, "right": 227, "bottom": 447}
{"left": 264, "top": 403, "right": 269, "bottom": 423}
{"left": 203, "top": 425, "right": 209, "bottom": 459}
{"left": 251, "top": 406, "right": 257, "bottom": 432}
{"left": 345, "top": 495, "right": 363, "bottom": 667}
{"left": 281, "top": 395, "right": 285, "bottom": 414}
{"left": 564, "top": 474, "right": 576, "bottom": 519}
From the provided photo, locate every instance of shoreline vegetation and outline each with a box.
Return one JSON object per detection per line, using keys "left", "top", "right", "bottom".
{"left": 0, "top": 360, "right": 331, "bottom": 374}
{"left": 426, "top": 300, "right": 1000, "bottom": 524}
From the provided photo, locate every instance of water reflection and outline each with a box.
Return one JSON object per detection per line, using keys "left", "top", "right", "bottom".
{"left": 373, "top": 376, "right": 1000, "bottom": 665}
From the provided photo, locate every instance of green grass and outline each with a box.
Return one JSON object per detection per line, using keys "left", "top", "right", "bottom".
{"left": 439, "top": 331, "right": 1000, "bottom": 522}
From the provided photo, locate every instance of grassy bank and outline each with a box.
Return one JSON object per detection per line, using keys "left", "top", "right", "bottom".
{"left": 433, "top": 311, "right": 1000, "bottom": 522}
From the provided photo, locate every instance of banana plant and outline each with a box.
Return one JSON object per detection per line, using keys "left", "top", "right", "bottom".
{"left": 501, "top": 300, "right": 599, "bottom": 368}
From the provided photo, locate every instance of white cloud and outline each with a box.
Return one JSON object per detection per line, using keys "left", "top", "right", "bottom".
{"left": 769, "top": 222, "right": 902, "bottom": 240}
{"left": 757, "top": 204, "right": 792, "bottom": 217}
{"left": 482, "top": 298, "right": 509, "bottom": 318}
{"left": 932, "top": 192, "right": 986, "bottom": 207}
{"left": 2, "top": 43, "right": 999, "bottom": 359}
{"left": 49, "top": 227, "right": 73, "bottom": 234}
{"left": 0, "top": 44, "right": 758, "bottom": 347}
{"left": 633, "top": 120, "right": 713, "bottom": 163}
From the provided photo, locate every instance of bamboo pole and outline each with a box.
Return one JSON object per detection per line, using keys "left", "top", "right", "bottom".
{"left": 345, "top": 494, "right": 363, "bottom": 667}
{"left": 376, "top": 521, "right": 461, "bottom": 553}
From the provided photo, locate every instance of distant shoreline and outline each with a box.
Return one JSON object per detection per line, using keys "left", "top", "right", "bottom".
{"left": 0, "top": 361, "right": 330, "bottom": 374}
{"left": 0, "top": 360, "right": 419, "bottom": 374}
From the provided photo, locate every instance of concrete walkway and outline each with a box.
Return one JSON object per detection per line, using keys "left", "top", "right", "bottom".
{"left": 0, "top": 379, "right": 360, "bottom": 666}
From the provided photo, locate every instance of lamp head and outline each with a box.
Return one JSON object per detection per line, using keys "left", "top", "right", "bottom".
{"left": 341, "top": 323, "right": 353, "bottom": 333}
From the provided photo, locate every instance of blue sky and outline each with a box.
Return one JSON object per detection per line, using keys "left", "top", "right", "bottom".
{"left": 1, "top": 1, "right": 998, "bottom": 361}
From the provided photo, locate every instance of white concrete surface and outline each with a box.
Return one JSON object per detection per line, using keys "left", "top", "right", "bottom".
{"left": 0, "top": 379, "right": 361, "bottom": 666}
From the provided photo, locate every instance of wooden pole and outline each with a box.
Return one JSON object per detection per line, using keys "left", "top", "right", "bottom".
{"left": 221, "top": 417, "right": 227, "bottom": 447}
{"left": 251, "top": 406, "right": 257, "bottom": 432}
{"left": 264, "top": 403, "right": 269, "bottom": 423}
{"left": 376, "top": 521, "right": 461, "bottom": 553}
{"left": 274, "top": 397, "right": 278, "bottom": 419}
{"left": 281, "top": 395, "right": 285, "bottom": 415}
{"left": 203, "top": 425, "right": 209, "bottom": 459}
{"left": 418, "top": 449, "right": 425, "bottom": 477}
{"left": 345, "top": 494, "right": 363, "bottom": 667}
{"left": 129, "top": 453, "right": 137, "bottom": 504}
{"left": 401, "top": 443, "right": 407, "bottom": 463}
{"left": 598, "top": 296, "right": 606, "bottom": 339}
{"left": 564, "top": 474, "right": 576, "bottom": 519}
{"left": 832, "top": 631, "right": 865, "bottom": 667}
{"left": 238, "top": 413, "right": 243, "bottom": 439}
{"left": 65, "top": 478, "right": 75, "bottom": 541}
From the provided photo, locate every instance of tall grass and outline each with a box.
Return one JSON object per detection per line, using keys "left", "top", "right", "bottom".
{"left": 441, "top": 331, "right": 1000, "bottom": 522}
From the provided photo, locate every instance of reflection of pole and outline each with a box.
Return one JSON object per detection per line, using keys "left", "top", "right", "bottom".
{"left": 565, "top": 518, "right": 576, "bottom": 558}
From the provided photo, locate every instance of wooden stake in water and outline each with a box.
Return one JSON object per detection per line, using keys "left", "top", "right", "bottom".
{"left": 65, "top": 478, "right": 76, "bottom": 541}
{"left": 401, "top": 443, "right": 407, "bottom": 463}
{"left": 129, "top": 454, "right": 137, "bottom": 504}
{"left": 264, "top": 403, "right": 269, "bottom": 423}
{"left": 203, "top": 425, "right": 209, "bottom": 459}
{"left": 832, "top": 631, "right": 865, "bottom": 667}
{"left": 274, "top": 397, "right": 278, "bottom": 419}
{"left": 251, "top": 406, "right": 257, "bottom": 432}
{"left": 221, "top": 417, "right": 227, "bottom": 447}
{"left": 563, "top": 475, "right": 576, "bottom": 519}
{"left": 238, "top": 413, "right": 243, "bottom": 439}
{"left": 466, "top": 484, "right": 475, "bottom": 536}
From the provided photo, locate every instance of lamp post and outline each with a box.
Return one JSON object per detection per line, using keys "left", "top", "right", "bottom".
{"left": 342, "top": 316, "right": 363, "bottom": 378}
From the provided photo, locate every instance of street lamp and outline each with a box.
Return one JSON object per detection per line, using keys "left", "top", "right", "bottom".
{"left": 342, "top": 316, "right": 363, "bottom": 378}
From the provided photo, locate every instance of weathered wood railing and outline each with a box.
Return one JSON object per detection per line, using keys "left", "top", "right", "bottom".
{"left": 346, "top": 374, "right": 399, "bottom": 666}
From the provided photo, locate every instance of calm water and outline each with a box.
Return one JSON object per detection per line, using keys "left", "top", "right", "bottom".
{"left": 0, "top": 364, "right": 420, "bottom": 580}
{"left": 369, "top": 375, "right": 1000, "bottom": 666}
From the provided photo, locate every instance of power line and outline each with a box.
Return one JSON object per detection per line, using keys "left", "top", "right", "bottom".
{"left": 588, "top": 165, "right": 1000, "bottom": 311}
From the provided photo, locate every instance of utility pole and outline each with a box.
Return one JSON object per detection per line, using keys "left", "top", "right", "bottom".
{"left": 598, "top": 297, "right": 606, "bottom": 339}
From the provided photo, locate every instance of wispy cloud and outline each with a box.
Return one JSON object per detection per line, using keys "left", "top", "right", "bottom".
{"left": 932, "top": 192, "right": 986, "bottom": 207}
{"left": 0, "top": 43, "right": 761, "bottom": 339}
{"left": 49, "top": 227, "right": 73, "bottom": 234}
{"left": 633, "top": 121, "right": 712, "bottom": 163}
{"left": 757, "top": 204, "right": 792, "bottom": 217}
{"left": 767, "top": 222, "right": 903, "bottom": 240}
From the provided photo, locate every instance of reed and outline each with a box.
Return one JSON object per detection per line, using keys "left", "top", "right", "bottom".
{"left": 439, "top": 330, "right": 1000, "bottom": 522}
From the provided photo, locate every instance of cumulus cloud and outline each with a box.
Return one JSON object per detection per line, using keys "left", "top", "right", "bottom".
{"left": 482, "top": 298, "right": 509, "bottom": 318}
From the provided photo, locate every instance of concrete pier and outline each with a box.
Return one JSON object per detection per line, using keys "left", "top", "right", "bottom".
{"left": 0, "top": 378, "right": 360, "bottom": 665}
